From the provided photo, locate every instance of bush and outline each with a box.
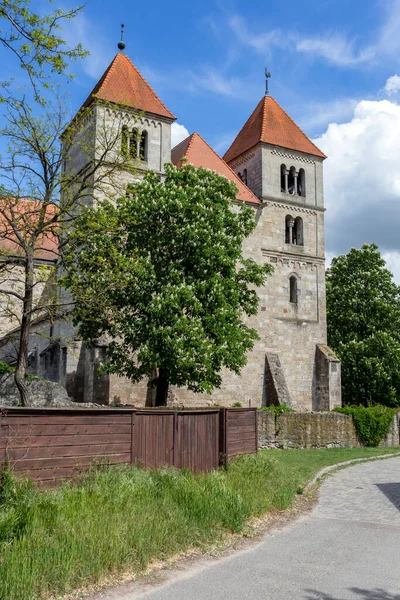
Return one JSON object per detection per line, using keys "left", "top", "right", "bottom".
{"left": 0, "top": 361, "right": 14, "bottom": 375}
{"left": 334, "top": 405, "right": 397, "bottom": 446}
{"left": 232, "top": 402, "right": 242, "bottom": 407}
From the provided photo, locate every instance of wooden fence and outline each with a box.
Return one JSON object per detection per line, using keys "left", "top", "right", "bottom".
{"left": 219, "top": 408, "right": 258, "bottom": 465}
{"left": 0, "top": 406, "right": 257, "bottom": 485}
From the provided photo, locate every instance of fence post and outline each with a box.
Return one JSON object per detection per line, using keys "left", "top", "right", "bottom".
{"left": 172, "top": 411, "right": 177, "bottom": 468}
{"left": 130, "top": 411, "right": 135, "bottom": 465}
{"left": 219, "top": 408, "right": 227, "bottom": 468}
{"left": 255, "top": 408, "right": 259, "bottom": 453}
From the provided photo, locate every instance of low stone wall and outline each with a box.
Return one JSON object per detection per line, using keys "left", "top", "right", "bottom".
{"left": 258, "top": 411, "right": 400, "bottom": 449}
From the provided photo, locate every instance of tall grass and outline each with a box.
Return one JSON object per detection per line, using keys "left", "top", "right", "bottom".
{"left": 0, "top": 446, "right": 398, "bottom": 600}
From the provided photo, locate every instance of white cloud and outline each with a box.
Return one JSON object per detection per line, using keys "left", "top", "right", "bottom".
{"left": 143, "top": 63, "right": 255, "bottom": 101}
{"left": 295, "top": 33, "right": 375, "bottom": 67}
{"left": 384, "top": 75, "right": 400, "bottom": 95}
{"left": 383, "top": 251, "right": 400, "bottom": 283}
{"left": 171, "top": 122, "right": 189, "bottom": 148}
{"left": 227, "top": 15, "right": 375, "bottom": 68}
{"left": 377, "top": 0, "right": 400, "bottom": 58}
{"left": 228, "top": 15, "right": 286, "bottom": 53}
{"left": 314, "top": 99, "right": 400, "bottom": 283}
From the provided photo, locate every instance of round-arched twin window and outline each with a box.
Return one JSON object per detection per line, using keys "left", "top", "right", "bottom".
{"left": 285, "top": 215, "right": 304, "bottom": 246}
{"left": 121, "top": 126, "right": 148, "bottom": 162}
{"left": 280, "top": 164, "right": 306, "bottom": 197}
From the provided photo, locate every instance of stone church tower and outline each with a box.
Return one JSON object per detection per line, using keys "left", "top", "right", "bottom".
{"left": 220, "top": 94, "right": 341, "bottom": 410}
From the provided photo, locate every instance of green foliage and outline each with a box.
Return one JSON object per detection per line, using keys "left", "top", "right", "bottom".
{"left": 232, "top": 402, "right": 242, "bottom": 407}
{"left": 259, "top": 404, "right": 295, "bottom": 414}
{"left": 334, "top": 405, "right": 397, "bottom": 446}
{"left": 326, "top": 244, "right": 400, "bottom": 406}
{"left": 0, "top": 361, "right": 14, "bottom": 375}
{"left": 0, "top": 0, "right": 88, "bottom": 101}
{"left": 62, "top": 163, "right": 273, "bottom": 397}
{"left": 0, "top": 448, "right": 399, "bottom": 599}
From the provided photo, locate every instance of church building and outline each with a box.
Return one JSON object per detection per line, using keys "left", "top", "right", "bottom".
{"left": 0, "top": 48, "right": 342, "bottom": 411}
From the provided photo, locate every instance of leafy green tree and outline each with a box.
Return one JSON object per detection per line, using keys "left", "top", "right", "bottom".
{"left": 0, "top": 0, "right": 87, "bottom": 100}
{"left": 326, "top": 243, "right": 400, "bottom": 406}
{"left": 0, "top": 90, "right": 139, "bottom": 406}
{"left": 62, "top": 163, "right": 273, "bottom": 406}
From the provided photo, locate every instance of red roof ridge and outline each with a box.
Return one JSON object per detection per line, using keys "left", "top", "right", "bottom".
{"left": 174, "top": 132, "right": 196, "bottom": 158}
{"left": 224, "top": 95, "right": 326, "bottom": 163}
{"left": 191, "top": 132, "right": 259, "bottom": 202}
{"left": 172, "top": 132, "right": 260, "bottom": 205}
{"left": 267, "top": 96, "right": 326, "bottom": 159}
{"left": 83, "top": 53, "right": 176, "bottom": 120}
{"left": 120, "top": 54, "right": 176, "bottom": 119}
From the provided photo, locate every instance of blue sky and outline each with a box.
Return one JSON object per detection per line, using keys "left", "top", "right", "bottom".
{"left": 3, "top": 0, "right": 400, "bottom": 279}
{"left": 49, "top": 0, "right": 400, "bottom": 148}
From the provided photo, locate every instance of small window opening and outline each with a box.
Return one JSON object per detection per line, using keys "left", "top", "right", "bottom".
{"left": 281, "top": 164, "right": 287, "bottom": 192}
{"left": 121, "top": 125, "right": 129, "bottom": 157}
{"left": 238, "top": 171, "right": 242, "bottom": 181}
{"left": 294, "top": 217, "right": 303, "bottom": 246}
{"left": 243, "top": 168, "right": 248, "bottom": 186}
{"left": 285, "top": 215, "right": 304, "bottom": 246}
{"left": 285, "top": 215, "right": 293, "bottom": 244}
{"left": 130, "top": 128, "right": 138, "bottom": 159}
{"left": 288, "top": 167, "right": 296, "bottom": 195}
{"left": 289, "top": 276, "right": 298, "bottom": 304}
{"left": 140, "top": 130, "right": 148, "bottom": 161}
{"left": 298, "top": 168, "right": 306, "bottom": 197}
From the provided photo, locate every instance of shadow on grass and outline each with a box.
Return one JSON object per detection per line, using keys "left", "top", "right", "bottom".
{"left": 375, "top": 483, "right": 400, "bottom": 511}
{"left": 305, "top": 589, "right": 400, "bottom": 600}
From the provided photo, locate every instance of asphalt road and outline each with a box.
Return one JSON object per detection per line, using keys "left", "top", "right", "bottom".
{"left": 97, "top": 457, "right": 400, "bottom": 600}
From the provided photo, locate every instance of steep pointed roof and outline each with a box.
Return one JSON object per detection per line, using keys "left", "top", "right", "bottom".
{"left": 82, "top": 53, "right": 176, "bottom": 120}
{"left": 224, "top": 95, "right": 326, "bottom": 163}
{"left": 172, "top": 132, "right": 260, "bottom": 205}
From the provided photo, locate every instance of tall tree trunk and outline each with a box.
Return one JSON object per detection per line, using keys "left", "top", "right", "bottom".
{"left": 14, "top": 251, "right": 34, "bottom": 407}
{"left": 155, "top": 367, "right": 169, "bottom": 407}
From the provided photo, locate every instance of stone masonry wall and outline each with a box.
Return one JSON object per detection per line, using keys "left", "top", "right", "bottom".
{"left": 258, "top": 411, "right": 400, "bottom": 449}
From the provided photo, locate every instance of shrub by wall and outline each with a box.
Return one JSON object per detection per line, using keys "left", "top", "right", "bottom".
{"left": 334, "top": 405, "right": 398, "bottom": 447}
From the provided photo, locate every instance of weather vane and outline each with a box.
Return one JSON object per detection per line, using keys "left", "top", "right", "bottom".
{"left": 118, "top": 24, "right": 126, "bottom": 52}
{"left": 265, "top": 67, "right": 271, "bottom": 95}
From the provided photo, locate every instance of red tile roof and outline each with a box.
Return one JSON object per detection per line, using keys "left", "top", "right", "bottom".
{"left": 83, "top": 53, "right": 176, "bottom": 120}
{"left": 0, "top": 199, "right": 58, "bottom": 262}
{"left": 224, "top": 95, "right": 326, "bottom": 163}
{"left": 172, "top": 132, "right": 260, "bottom": 205}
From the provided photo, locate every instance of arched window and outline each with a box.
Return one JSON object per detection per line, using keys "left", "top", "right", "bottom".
{"left": 285, "top": 215, "right": 304, "bottom": 246}
{"left": 285, "top": 215, "right": 293, "bottom": 244}
{"left": 288, "top": 166, "right": 296, "bottom": 195}
{"left": 289, "top": 276, "right": 298, "bottom": 304}
{"left": 294, "top": 217, "right": 303, "bottom": 246}
{"left": 130, "top": 128, "right": 138, "bottom": 159}
{"left": 238, "top": 171, "right": 242, "bottom": 181}
{"left": 121, "top": 125, "right": 129, "bottom": 157}
{"left": 281, "top": 164, "right": 287, "bottom": 193}
{"left": 243, "top": 168, "right": 248, "bottom": 186}
{"left": 140, "top": 130, "right": 148, "bottom": 161}
{"left": 298, "top": 168, "right": 306, "bottom": 197}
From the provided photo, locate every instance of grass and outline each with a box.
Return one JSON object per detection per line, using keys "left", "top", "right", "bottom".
{"left": 0, "top": 446, "right": 399, "bottom": 600}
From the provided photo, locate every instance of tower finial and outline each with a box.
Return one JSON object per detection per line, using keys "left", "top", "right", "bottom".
{"left": 118, "top": 24, "right": 126, "bottom": 52}
{"left": 265, "top": 67, "right": 271, "bottom": 96}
